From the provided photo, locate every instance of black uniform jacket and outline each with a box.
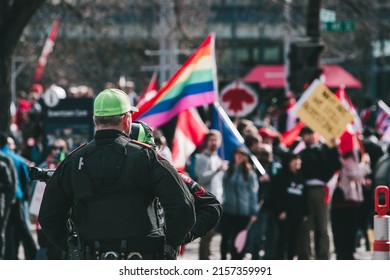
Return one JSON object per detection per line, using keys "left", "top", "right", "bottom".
{"left": 38, "top": 130, "right": 195, "bottom": 251}
{"left": 157, "top": 152, "right": 221, "bottom": 242}
{"left": 177, "top": 172, "right": 222, "bottom": 243}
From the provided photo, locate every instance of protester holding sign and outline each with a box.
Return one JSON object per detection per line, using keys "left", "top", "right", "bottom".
{"left": 298, "top": 127, "right": 342, "bottom": 260}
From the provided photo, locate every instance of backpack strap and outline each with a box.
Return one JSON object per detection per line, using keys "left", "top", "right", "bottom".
{"left": 131, "top": 139, "right": 153, "bottom": 149}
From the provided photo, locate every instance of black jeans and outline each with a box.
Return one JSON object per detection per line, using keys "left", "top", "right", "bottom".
{"left": 331, "top": 204, "right": 360, "bottom": 260}
{"left": 220, "top": 212, "right": 250, "bottom": 260}
{"left": 4, "top": 200, "right": 37, "bottom": 259}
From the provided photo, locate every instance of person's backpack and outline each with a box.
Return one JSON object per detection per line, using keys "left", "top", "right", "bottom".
{"left": 0, "top": 160, "right": 14, "bottom": 197}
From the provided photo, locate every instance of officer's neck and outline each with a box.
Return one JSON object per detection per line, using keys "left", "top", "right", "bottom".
{"left": 96, "top": 125, "right": 128, "bottom": 136}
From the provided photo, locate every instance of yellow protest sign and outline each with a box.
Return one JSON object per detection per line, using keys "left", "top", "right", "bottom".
{"left": 294, "top": 79, "right": 353, "bottom": 146}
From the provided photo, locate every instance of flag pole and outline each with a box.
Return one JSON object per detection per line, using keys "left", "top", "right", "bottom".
{"left": 210, "top": 33, "right": 218, "bottom": 103}
{"left": 215, "top": 103, "right": 226, "bottom": 161}
{"left": 378, "top": 100, "right": 390, "bottom": 116}
{"left": 210, "top": 33, "right": 227, "bottom": 160}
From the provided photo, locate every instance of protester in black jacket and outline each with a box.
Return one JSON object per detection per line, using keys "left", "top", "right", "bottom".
{"left": 273, "top": 153, "right": 308, "bottom": 259}
{"left": 298, "top": 127, "right": 341, "bottom": 260}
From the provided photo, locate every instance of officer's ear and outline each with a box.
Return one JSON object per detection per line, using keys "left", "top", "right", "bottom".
{"left": 126, "top": 112, "right": 133, "bottom": 127}
{"left": 123, "top": 112, "right": 132, "bottom": 128}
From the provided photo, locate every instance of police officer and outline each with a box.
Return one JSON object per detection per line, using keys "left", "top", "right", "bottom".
{"left": 38, "top": 88, "right": 196, "bottom": 260}
{"left": 130, "top": 121, "right": 222, "bottom": 245}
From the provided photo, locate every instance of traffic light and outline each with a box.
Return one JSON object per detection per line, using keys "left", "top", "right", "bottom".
{"left": 287, "top": 40, "right": 324, "bottom": 95}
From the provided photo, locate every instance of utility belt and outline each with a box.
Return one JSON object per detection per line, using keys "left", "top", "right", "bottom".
{"left": 82, "top": 237, "right": 166, "bottom": 260}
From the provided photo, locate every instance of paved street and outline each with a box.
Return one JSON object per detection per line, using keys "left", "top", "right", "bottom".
{"left": 178, "top": 232, "right": 372, "bottom": 260}
{"left": 18, "top": 226, "right": 372, "bottom": 260}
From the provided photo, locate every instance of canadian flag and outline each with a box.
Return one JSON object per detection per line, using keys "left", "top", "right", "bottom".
{"left": 34, "top": 18, "right": 60, "bottom": 82}
{"left": 324, "top": 171, "right": 340, "bottom": 204}
{"left": 334, "top": 86, "right": 363, "bottom": 134}
{"left": 338, "top": 124, "right": 360, "bottom": 155}
{"left": 136, "top": 72, "right": 158, "bottom": 108}
{"left": 335, "top": 87, "right": 363, "bottom": 155}
{"left": 171, "top": 108, "right": 208, "bottom": 172}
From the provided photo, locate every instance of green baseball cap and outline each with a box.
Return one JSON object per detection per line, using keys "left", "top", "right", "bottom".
{"left": 93, "top": 88, "right": 138, "bottom": 117}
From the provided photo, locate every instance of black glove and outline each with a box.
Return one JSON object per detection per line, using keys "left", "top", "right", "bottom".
{"left": 163, "top": 244, "right": 178, "bottom": 260}
{"left": 183, "top": 232, "right": 195, "bottom": 245}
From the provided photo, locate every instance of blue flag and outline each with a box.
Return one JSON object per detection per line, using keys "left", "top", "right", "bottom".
{"left": 210, "top": 103, "right": 265, "bottom": 175}
{"left": 210, "top": 103, "right": 242, "bottom": 161}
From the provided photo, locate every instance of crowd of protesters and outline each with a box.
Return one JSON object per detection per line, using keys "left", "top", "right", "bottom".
{"left": 0, "top": 79, "right": 389, "bottom": 261}
{"left": 186, "top": 94, "right": 389, "bottom": 260}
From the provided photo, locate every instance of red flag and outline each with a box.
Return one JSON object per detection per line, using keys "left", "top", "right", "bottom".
{"left": 280, "top": 122, "right": 305, "bottom": 147}
{"left": 34, "top": 18, "right": 60, "bottom": 82}
{"left": 136, "top": 72, "right": 158, "bottom": 108}
{"left": 171, "top": 108, "right": 208, "bottom": 172}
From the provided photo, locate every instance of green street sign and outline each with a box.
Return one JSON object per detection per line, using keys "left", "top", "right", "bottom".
{"left": 321, "top": 21, "right": 355, "bottom": 32}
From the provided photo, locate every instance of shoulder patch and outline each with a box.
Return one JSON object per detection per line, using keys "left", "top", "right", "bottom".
{"left": 131, "top": 139, "right": 153, "bottom": 149}
{"left": 68, "top": 143, "right": 87, "bottom": 156}
{"left": 179, "top": 173, "right": 193, "bottom": 185}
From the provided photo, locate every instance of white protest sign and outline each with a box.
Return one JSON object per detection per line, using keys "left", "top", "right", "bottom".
{"left": 29, "top": 181, "right": 47, "bottom": 216}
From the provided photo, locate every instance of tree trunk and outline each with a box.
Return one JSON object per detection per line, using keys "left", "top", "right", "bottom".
{"left": 0, "top": 53, "right": 12, "bottom": 132}
{"left": 0, "top": 0, "right": 45, "bottom": 132}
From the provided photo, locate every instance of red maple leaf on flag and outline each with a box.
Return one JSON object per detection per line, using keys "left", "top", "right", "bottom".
{"left": 221, "top": 88, "right": 255, "bottom": 113}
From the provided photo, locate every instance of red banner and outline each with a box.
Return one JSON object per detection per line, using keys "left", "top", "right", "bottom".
{"left": 34, "top": 18, "right": 60, "bottom": 82}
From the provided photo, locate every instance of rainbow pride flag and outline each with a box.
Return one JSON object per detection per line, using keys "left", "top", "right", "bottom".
{"left": 133, "top": 33, "right": 217, "bottom": 128}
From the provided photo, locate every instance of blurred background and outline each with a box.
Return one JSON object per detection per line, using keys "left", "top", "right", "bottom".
{"left": 10, "top": 0, "right": 390, "bottom": 107}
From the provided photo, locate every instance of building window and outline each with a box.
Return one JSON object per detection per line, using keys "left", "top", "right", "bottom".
{"left": 263, "top": 46, "right": 280, "bottom": 63}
